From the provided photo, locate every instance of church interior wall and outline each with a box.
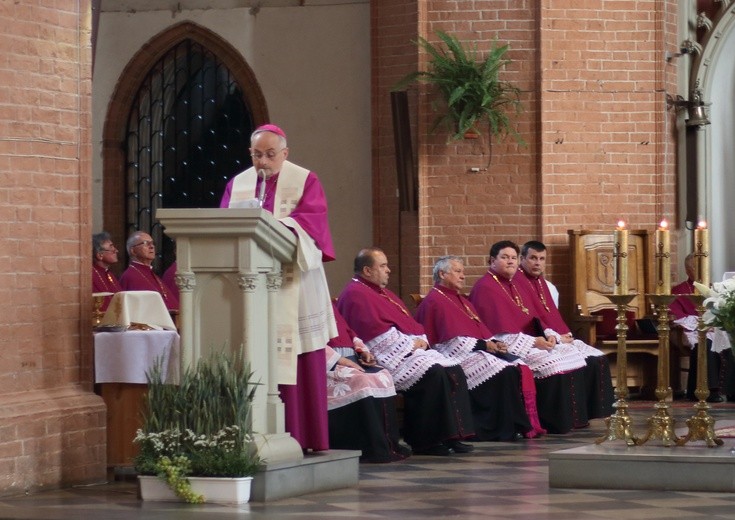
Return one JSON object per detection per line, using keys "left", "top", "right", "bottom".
{"left": 372, "top": 1, "right": 682, "bottom": 318}
{"left": 369, "top": 0, "right": 421, "bottom": 300}
{"left": 0, "top": 0, "right": 107, "bottom": 496}
{"left": 535, "top": 0, "right": 680, "bottom": 315}
{"left": 92, "top": 3, "right": 371, "bottom": 295}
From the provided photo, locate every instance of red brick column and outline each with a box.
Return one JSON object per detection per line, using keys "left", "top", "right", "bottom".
{"left": 0, "top": 0, "right": 106, "bottom": 494}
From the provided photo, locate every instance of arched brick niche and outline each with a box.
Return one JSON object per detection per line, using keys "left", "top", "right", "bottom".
{"left": 101, "top": 21, "right": 268, "bottom": 256}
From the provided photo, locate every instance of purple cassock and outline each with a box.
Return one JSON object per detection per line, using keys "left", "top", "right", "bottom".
{"left": 119, "top": 262, "right": 179, "bottom": 311}
{"left": 668, "top": 277, "right": 730, "bottom": 400}
{"left": 516, "top": 268, "right": 614, "bottom": 420}
{"left": 220, "top": 169, "right": 332, "bottom": 452}
{"left": 220, "top": 171, "right": 335, "bottom": 262}
{"left": 337, "top": 277, "right": 475, "bottom": 452}
{"left": 161, "top": 262, "right": 179, "bottom": 303}
{"left": 415, "top": 285, "right": 545, "bottom": 440}
{"left": 326, "top": 302, "right": 407, "bottom": 462}
{"left": 92, "top": 264, "right": 122, "bottom": 311}
{"left": 469, "top": 269, "right": 538, "bottom": 336}
{"left": 669, "top": 278, "right": 697, "bottom": 320}
{"left": 468, "top": 269, "right": 590, "bottom": 433}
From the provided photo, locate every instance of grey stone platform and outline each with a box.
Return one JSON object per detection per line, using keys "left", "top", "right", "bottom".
{"left": 549, "top": 441, "right": 735, "bottom": 492}
{"left": 251, "top": 449, "right": 360, "bottom": 502}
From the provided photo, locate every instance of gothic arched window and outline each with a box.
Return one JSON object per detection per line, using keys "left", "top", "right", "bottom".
{"left": 125, "top": 38, "right": 254, "bottom": 269}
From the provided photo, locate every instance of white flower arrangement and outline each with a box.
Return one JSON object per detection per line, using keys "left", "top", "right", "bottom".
{"left": 696, "top": 280, "right": 735, "bottom": 349}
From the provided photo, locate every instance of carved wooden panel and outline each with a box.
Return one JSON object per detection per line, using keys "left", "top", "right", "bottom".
{"left": 569, "top": 229, "right": 652, "bottom": 316}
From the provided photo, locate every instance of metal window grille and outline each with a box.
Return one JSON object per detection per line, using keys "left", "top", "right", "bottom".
{"left": 125, "top": 39, "right": 254, "bottom": 270}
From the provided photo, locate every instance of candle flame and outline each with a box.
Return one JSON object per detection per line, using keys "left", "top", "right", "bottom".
{"left": 659, "top": 219, "right": 668, "bottom": 230}
{"left": 616, "top": 220, "right": 626, "bottom": 230}
{"left": 697, "top": 220, "right": 707, "bottom": 229}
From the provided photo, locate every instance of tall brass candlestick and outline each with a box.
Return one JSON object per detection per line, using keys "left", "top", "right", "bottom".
{"left": 676, "top": 294, "right": 723, "bottom": 448}
{"left": 613, "top": 221, "right": 629, "bottom": 295}
{"left": 596, "top": 293, "right": 638, "bottom": 446}
{"left": 636, "top": 294, "right": 679, "bottom": 446}
{"left": 655, "top": 220, "right": 671, "bottom": 295}
{"left": 693, "top": 221, "right": 710, "bottom": 292}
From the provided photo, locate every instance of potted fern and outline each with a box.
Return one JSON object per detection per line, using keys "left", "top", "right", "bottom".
{"left": 394, "top": 30, "right": 524, "bottom": 143}
{"left": 135, "top": 351, "right": 261, "bottom": 504}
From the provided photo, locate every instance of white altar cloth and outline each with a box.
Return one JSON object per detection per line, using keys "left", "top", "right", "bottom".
{"left": 94, "top": 330, "right": 180, "bottom": 384}
{"left": 99, "top": 291, "right": 176, "bottom": 331}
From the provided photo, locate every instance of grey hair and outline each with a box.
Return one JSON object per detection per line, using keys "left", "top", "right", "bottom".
{"left": 126, "top": 231, "right": 147, "bottom": 256}
{"left": 92, "top": 231, "right": 112, "bottom": 256}
{"left": 250, "top": 128, "right": 287, "bottom": 149}
{"left": 433, "top": 255, "right": 463, "bottom": 284}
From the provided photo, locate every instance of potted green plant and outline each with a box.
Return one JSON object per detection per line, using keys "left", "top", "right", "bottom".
{"left": 134, "top": 351, "right": 261, "bottom": 504}
{"left": 393, "top": 30, "right": 524, "bottom": 143}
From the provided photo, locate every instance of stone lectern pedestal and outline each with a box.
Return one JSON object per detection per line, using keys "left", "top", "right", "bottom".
{"left": 156, "top": 208, "right": 302, "bottom": 465}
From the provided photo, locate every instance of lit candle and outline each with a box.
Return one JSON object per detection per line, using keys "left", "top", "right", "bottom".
{"left": 614, "top": 220, "right": 629, "bottom": 295}
{"left": 655, "top": 219, "right": 671, "bottom": 294}
{"left": 693, "top": 220, "right": 710, "bottom": 291}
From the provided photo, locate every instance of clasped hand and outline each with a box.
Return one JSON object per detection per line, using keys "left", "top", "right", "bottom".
{"left": 412, "top": 338, "right": 429, "bottom": 351}
{"left": 534, "top": 336, "right": 556, "bottom": 351}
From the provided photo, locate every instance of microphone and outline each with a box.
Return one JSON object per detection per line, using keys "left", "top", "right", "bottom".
{"left": 258, "top": 169, "right": 266, "bottom": 207}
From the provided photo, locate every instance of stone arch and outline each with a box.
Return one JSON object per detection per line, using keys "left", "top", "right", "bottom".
{"left": 101, "top": 21, "right": 268, "bottom": 251}
{"left": 689, "top": 8, "right": 735, "bottom": 276}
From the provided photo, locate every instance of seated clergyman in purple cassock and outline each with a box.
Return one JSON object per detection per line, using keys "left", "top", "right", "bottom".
{"left": 221, "top": 124, "right": 337, "bottom": 452}
{"left": 92, "top": 231, "right": 122, "bottom": 311}
{"left": 119, "top": 231, "right": 179, "bottom": 311}
{"left": 669, "top": 253, "right": 730, "bottom": 402}
{"left": 337, "top": 247, "right": 475, "bottom": 456}
{"left": 468, "top": 240, "right": 590, "bottom": 434}
{"left": 518, "top": 240, "right": 614, "bottom": 419}
{"left": 414, "top": 255, "right": 546, "bottom": 441}
{"left": 327, "top": 301, "right": 410, "bottom": 462}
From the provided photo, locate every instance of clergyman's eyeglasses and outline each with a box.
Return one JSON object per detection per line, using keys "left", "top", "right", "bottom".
{"left": 250, "top": 148, "right": 285, "bottom": 161}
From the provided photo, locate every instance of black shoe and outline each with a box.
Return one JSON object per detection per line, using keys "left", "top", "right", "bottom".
{"left": 686, "top": 393, "right": 697, "bottom": 402}
{"left": 513, "top": 432, "right": 525, "bottom": 441}
{"left": 414, "top": 444, "right": 451, "bottom": 456}
{"left": 707, "top": 393, "right": 725, "bottom": 403}
{"left": 444, "top": 439, "right": 474, "bottom": 453}
{"left": 395, "top": 443, "right": 412, "bottom": 457}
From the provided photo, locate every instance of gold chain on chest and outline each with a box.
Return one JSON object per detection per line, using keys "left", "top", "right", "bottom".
{"left": 432, "top": 286, "right": 480, "bottom": 322}
{"left": 353, "top": 278, "right": 410, "bottom": 316}
{"left": 490, "top": 272, "right": 529, "bottom": 314}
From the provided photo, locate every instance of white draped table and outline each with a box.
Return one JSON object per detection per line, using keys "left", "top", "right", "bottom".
{"left": 94, "top": 330, "right": 180, "bottom": 384}
{"left": 94, "top": 330, "right": 181, "bottom": 468}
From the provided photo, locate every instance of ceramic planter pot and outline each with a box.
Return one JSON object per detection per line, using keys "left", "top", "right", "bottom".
{"left": 138, "top": 475, "right": 254, "bottom": 504}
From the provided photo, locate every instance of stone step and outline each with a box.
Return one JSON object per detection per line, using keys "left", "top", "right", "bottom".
{"left": 251, "top": 449, "right": 361, "bottom": 502}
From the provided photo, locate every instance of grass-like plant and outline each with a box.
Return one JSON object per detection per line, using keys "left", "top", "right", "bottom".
{"left": 134, "top": 350, "right": 261, "bottom": 503}
{"left": 394, "top": 30, "right": 524, "bottom": 143}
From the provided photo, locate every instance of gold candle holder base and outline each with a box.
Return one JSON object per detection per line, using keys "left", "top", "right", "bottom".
{"left": 636, "top": 401, "right": 679, "bottom": 447}
{"left": 636, "top": 294, "right": 679, "bottom": 446}
{"left": 676, "top": 402, "right": 723, "bottom": 447}
{"left": 596, "top": 401, "right": 638, "bottom": 446}
{"left": 676, "top": 293, "right": 723, "bottom": 447}
{"left": 596, "top": 293, "right": 639, "bottom": 446}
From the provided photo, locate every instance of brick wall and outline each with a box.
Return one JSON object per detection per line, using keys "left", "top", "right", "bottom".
{"left": 372, "top": 0, "right": 679, "bottom": 317}
{"left": 538, "top": 0, "right": 679, "bottom": 315}
{"left": 371, "top": 0, "right": 420, "bottom": 301}
{"left": 0, "top": 0, "right": 106, "bottom": 494}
